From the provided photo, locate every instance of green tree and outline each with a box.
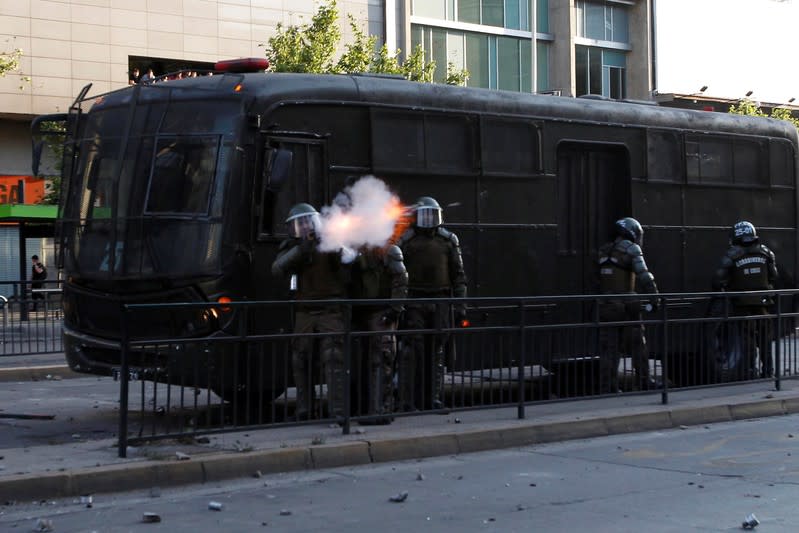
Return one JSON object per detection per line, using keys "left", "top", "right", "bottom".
{"left": 263, "top": 0, "right": 469, "bottom": 85}
{"left": 335, "top": 15, "right": 377, "bottom": 74}
{"left": 34, "top": 120, "right": 66, "bottom": 205}
{"left": 0, "top": 47, "right": 21, "bottom": 77}
{"left": 370, "top": 44, "right": 403, "bottom": 75}
{"left": 729, "top": 98, "right": 799, "bottom": 129}
{"left": 265, "top": 1, "right": 340, "bottom": 73}
{"left": 0, "top": 40, "right": 30, "bottom": 89}
{"left": 445, "top": 62, "right": 470, "bottom": 87}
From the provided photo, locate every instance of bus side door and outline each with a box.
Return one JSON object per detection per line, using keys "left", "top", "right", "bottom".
{"left": 556, "top": 143, "right": 631, "bottom": 300}
{"left": 253, "top": 137, "right": 328, "bottom": 301}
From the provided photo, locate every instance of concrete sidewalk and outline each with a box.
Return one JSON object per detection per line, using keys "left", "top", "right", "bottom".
{"left": 0, "top": 354, "right": 797, "bottom": 503}
{"left": 0, "top": 353, "right": 79, "bottom": 381}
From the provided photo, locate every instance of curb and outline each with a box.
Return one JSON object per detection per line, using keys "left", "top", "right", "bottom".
{"left": 0, "top": 395, "right": 793, "bottom": 502}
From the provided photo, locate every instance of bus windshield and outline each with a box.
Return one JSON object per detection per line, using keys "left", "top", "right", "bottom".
{"left": 61, "top": 97, "right": 241, "bottom": 280}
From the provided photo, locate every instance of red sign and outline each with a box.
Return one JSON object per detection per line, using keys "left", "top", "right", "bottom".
{"left": 0, "top": 176, "right": 45, "bottom": 204}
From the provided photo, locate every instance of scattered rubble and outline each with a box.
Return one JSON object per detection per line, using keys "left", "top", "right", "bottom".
{"left": 389, "top": 491, "right": 408, "bottom": 503}
{"left": 742, "top": 513, "right": 760, "bottom": 529}
{"left": 34, "top": 518, "right": 53, "bottom": 531}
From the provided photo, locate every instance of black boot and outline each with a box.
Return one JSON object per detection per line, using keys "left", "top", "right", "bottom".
{"left": 360, "top": 365, "right": 393, "bottom": 425}
{"left": 295, "top": 383, "right": 312, "bottom": 421}
{"left": 326, "top": 367, "right": 348, "bottom": 419}
{"left": 397, "top": 345, "right": 417, "bottom": 412}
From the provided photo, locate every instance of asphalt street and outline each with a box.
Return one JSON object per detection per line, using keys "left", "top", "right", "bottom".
{"left": 3, "top": 413, "right": 799, "bottom": 532}
{"left": 2, "top": 351, "right": 799, "bottom": 511}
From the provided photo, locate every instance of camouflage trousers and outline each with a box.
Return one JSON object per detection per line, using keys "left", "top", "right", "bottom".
{"left": 598, "top": 300, "right": 649, "bottom": 394}
{"left": 291, "top": 308, "right": 345, "bottom": 419}
{"left": 398, "top": 301, "right": 450, "bottom": 411}
{"left": 353, "top": 309, "right": 397, "bottom": 421}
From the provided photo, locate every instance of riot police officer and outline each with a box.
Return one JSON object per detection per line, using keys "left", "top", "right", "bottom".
{"left": 396, "top": 196, "right": 467, "bottom": 411}
{"left": 712, "top": 221, "right": 778, "bottom": 379}
{"left": 597, "top": 217, "right": 659, "bottom": 394}
{"left": 271, "top": 203, "right": 351, "bottom": 420}
{"left": 350, "top": 243, "right": 408, "bottom": 424}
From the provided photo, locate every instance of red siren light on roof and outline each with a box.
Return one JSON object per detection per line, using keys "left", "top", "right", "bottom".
{"left": 214, "top": 58, "right": 270, "bottom": 73}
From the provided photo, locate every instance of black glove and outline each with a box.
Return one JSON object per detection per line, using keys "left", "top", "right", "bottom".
{"left": 382, "top": 308, "right": 400, "bottom": 324}
{"left": 644, "top": 296, "right": 659, "bottom": 313}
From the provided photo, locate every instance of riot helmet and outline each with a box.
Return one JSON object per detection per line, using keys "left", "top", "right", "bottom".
{"left": 414, "top": 196, "right": 443, "bottom": 228}
{"left": 731, "top": 220, "right": 758, "bottom": 245}
{"left": 614, "top": 217, "right": 644, "bottom": 245}
{"left": 285, "top": 203, "right": 321, "bottom": 239}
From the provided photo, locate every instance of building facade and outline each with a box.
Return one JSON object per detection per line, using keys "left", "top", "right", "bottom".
{"left": 1, "top": 1, "right": 656, "bottom": 177}
{"left": 0, "top": 0, "right": 383, "bottom": 282}
{"left": 0, "top": 0, "right": 383, "bottom": 173}
{"left": 395, "top": 0, "right": 652, "bottom": 99}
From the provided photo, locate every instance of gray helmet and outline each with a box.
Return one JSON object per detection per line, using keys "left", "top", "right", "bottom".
{"left": 285, "top": 203, "right": 321, "bottom": 239}
{"left": 414, "top": 196, "right": 443, "bottom": 228}
{"left": 731, "top": 220, "right": 758, "bottom": 245}
{"left": 615, "top": 217, "right": 643, "bottom": 245}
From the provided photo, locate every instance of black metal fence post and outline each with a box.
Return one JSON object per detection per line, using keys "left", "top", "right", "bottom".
{"left": 342, "top": 303, "right": 352, "bottom": 435}
{"left": 775, "top": 294, "right": 782, "bottom": 391}
{"left": 517, "top": 300, "right": 526, "bottom": 420}
{"left": 660, "top": 296, "right": 669, "bottom": 405}
{"left": 118, "top": 304, "right": 130, "bottom": 458}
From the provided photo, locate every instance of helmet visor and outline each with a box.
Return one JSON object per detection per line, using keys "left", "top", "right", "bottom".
{"left": 288, "top": 212, "right": 321, "bottom": 239}
{"left": 416, "top": 207, "right": 442, "bottom": 228}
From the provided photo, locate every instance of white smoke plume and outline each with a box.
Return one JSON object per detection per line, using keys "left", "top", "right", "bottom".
{"left": 317, "top": 175, "right": 404, "bottom": 258}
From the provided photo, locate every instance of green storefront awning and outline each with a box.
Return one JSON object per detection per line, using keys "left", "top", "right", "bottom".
{"left": 0, "top": 204, "right": 58, "bottom": 222}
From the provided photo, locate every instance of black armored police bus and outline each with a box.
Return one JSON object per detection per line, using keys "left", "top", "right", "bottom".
{"left": 32, "top": 58, "right": 799, "bottom": 400}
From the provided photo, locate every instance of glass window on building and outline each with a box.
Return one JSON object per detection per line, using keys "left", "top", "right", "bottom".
{"left": 506, "top": 0, "right": 521, "bottom": 30}
{"left": 576, "top": 45, "right": 626, "bottom": 98}
{"left": 432, "top": 28, "right": 449, "bottom": 83}
{"left": 447, "top": 32, "right": 467, "bottom": 80}
{"left": 497, "top": 37, "right": 520, "bottom": 91}
{"left": 520, "top": 39, "right": 532, "bottom": 93}
{"left": 536, "top": 0, "right": 548, "bottom": 32}
{"left": 466, "top": 33, "right": 489, "bottom": 87}
{"left": 576, "top": 1, "right": 629, "bottom": 44}
{"left": 413, "top": 0, "right": 447, "bottom": 19}
{"left": 610, "top": 5, "right": 628, "bottom": 43}
{"left": 414, "top": 26, "right": 454, "bottom": 83}
{"left": 602, "top": 50, "right": 626, "bottom": 100}
{"left": 483, "top": 0, "right": 504, "bottom": 26}
{"left": 536, "top": 41, "right": 549, "bottom": 92}
{"left": 455, "top": 0, "right": 531, "bottom": 30}
{"left": 413, "top": 24, "right": 534, "bottom": 92}
{"left": 459, "top": 0, "right": 481, "bottom": 23}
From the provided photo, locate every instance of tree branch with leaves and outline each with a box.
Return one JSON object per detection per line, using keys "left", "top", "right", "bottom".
{"left": 263, "top": 0, "right": 468, "bottom": 85}
{"left": 1, "top": 39, "right": 31, "bottom": 89}
{"left": 0, "top": 47, "right": 21, "bottom": 77}
{"left": 729, "top": 98, "right": 799, "bottom": 129}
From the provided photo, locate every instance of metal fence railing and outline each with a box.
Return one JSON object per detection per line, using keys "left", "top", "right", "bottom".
{"left": 0, "top": 280, "right": 63, "bottom": 356}
{"left": 115, "top": 290, "right": 799, "bottom": 456}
